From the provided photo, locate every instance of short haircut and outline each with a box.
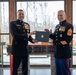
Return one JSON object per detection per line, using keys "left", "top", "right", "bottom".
{"left": 17, "top": 9, "right": 24, "bottom": 12}
{"left": 58, "top": 10, "right": 66, "bottom": 15}
{"left": 58, "top": 10, "right": 64, "bottom": 12}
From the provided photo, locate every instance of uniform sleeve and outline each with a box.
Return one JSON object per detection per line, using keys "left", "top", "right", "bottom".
{"left": 10, "top": 21, "right": 28, "bottom": 39}
{"left": 28, "top": 36, "right": 34, "bottom": 43}
{"left": 49, "top": 33, "right": 55, "bottom": 40}
{"left": 26, "top": 24, "right": 34, "bottom": 43}
{"left": 65, "top": 24, "right": 73, "bottom": 44}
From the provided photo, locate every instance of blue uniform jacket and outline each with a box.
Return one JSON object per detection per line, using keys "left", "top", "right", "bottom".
{"left": 10, "top": 19, "right": 33, "bottom": 56}
{"left": 49, "top": 20, "right": 73, "bottom": 59}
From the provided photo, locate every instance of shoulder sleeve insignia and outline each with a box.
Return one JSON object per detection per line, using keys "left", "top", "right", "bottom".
{"left": 67, "top": 28, "right": 72, "bottom": 36}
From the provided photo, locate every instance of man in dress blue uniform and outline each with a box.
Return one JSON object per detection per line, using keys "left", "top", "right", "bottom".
{"left": 45, "top": 10, "right": 73, "bottom": 75}
{"left": 10, "top": 9, "right": 36, "bottom": 75}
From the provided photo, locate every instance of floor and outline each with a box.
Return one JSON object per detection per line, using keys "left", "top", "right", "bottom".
{"left": 0, "top": 48, "right": 76, "bottom": 75}
{"left": 0, "top": 67, "right": 76, "bottom": 75}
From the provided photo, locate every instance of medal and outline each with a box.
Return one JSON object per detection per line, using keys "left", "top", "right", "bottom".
{"left": 24, "top": 24, "right": 29, "bottom": 29}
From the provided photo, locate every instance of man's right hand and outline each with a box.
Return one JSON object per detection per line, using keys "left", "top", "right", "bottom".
{"left": 28, "top": 31, "right": 36, "bottom": 36}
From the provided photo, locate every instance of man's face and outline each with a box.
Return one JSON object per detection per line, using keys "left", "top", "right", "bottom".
{"left": 58, "top": 11, "right": 66, "bottom": 22}
{"left": 17, "top": 10, "right": 24, "bottom": 21}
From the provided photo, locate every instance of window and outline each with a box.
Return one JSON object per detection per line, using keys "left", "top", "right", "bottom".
{"left": 0, "top": 2, "right": 10, "bottom": 64}
{"left": 17, "top": 1, "right": 64, "bottom": 65}
{"left": 17, "top": 1, "right": 64, "bottom": 32}
{"left": 73, "top": 0, "right": 76, "bottom": 65}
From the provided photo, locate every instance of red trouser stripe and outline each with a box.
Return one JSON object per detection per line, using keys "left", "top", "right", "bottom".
{"left": 66, "top": 59, "right": 70, "bottom": 75}
{"left": 10, "top": 55, "right": 14, "bottom": 75}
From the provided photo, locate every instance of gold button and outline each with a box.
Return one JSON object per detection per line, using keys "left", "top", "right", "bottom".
{"left": 56, "top": 30, "right": 58, "bottom": 31}
{"left": 23, "top": 30, "right": 25, "bottom": 32}
{"left": 56, "top": 33, "right": 57, "bottom": 35}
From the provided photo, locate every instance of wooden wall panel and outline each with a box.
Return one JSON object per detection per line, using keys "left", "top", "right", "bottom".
{"left": 65, "top": 0, "right": 72, "bottom": 68}
{"left": 65, "top": 0, "right": 72, "bottom": 23}
{"left": 10, "top": 0, "right": 16, "bottom": 21}
{"left": 9, "top": 0, "right": 16, "bottom": 44}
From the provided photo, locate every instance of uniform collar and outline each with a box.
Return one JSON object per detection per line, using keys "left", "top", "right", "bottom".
{"left": 59, "top": 20, "right": 67, "bottom": 26}
{"left": 17, "top": 19, "right": 24, "bottom": 24}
